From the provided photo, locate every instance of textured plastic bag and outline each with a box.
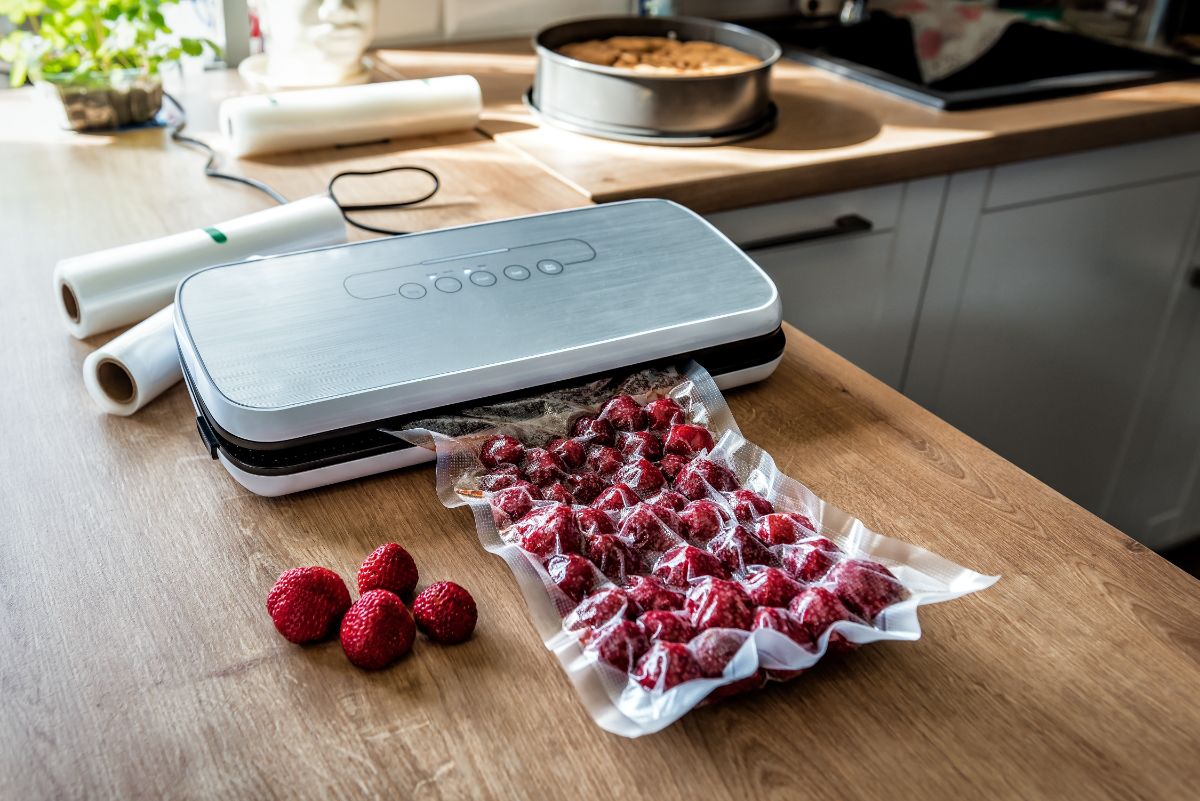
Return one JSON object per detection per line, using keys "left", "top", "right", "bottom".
{"left": 386, "top": 363, "right": 997, "bottom": 737}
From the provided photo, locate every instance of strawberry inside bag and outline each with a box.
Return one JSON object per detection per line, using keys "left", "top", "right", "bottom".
{"left": 384, "top": 362, "right": 998, "bottom": 737}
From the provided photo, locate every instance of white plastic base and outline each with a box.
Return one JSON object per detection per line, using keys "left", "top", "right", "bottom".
{"left": 215, "top": 356, "right": 783, "bottom": 497}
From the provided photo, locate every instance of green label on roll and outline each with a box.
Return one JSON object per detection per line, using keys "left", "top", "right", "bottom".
{"left": 204, "top": 227, "right": 228, "bottom": 244}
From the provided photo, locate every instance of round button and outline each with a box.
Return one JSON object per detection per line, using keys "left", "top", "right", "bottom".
{"left": 434, "top": 276, "right": 462, "bottom": 293}
{"left": 469, "top": 270, "right": 497, "bottom": 287}
{"left": 503, "top": 265, "right": 530, "bottom": 281}
{"left": 537, "top": 259, "right": 563, "bottom": 275}
{"left": 399, "top": 283, "right": 426, "bottom": 299}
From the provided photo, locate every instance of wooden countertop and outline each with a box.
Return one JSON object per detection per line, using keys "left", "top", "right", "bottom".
{"left": 373, "top": 40, "right": 1200, "bottom": 213}
{"left": 3, "top": 69, "right": 1200, "bottom": 800}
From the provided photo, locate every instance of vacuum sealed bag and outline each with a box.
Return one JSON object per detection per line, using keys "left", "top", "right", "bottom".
{"left": 388, "top": 363, "right": 997, "bottom": 737}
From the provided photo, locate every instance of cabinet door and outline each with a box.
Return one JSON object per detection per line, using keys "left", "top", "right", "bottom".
{"left": 708, "top": 178, "right": 944, "bottom": 388}
{"left": 907, "top": 170, "right": 1200, "bottom": 517}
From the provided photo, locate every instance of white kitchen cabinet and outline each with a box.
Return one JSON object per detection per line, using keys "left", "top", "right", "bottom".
{"left": 906, "top": 134, "right": 1200, "bottom": 542}
{"left": 706, "top": 177, "right": 946, "bottom": 388}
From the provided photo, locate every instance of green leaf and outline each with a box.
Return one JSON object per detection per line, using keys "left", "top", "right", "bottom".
{"left": 179, "top": 36, "right": 200, "bottom": 57}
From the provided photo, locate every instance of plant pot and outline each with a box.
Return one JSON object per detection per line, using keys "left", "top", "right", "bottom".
{"left": 35, "top": 69, "right": 164, "bottom": 131}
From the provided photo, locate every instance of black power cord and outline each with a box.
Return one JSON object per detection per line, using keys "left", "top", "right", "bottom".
{"left": 162, "top": 92, "right": 441, "bottom": 236}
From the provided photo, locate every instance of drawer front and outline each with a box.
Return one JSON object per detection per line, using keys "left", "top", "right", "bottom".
{"left": 706, "top": 183, "right": 904, "bottom": 247}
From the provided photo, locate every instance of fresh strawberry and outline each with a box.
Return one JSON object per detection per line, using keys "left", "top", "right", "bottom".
{"left": 643, "top": 397, "right": 685, "bottom": 431}
{"left": 546, "top": 437, "right": 585, "bottom": 470}
{"left": 638, "top": 610, "right": 696, "bottom": 644}
{"left": 617, "top": 502, "right": 681, "bottom": 552}
{"left": 591, "top": 619, "right": 649, "bottom": 671}
{"left": 623, "top": 575, "right": 685, "bottom": 612}
{"left": 571, "top": 414, "right": 616, "bottom": 446}
{"left": 586, "top": 445, "right": 624, "bottom": 476}
{"left": 584, "top": 533, "right": 639, "bottom": 584}
{"left": 411, "top": 581, "right": 477, "bottom": 645}
{"left": 339, "top": 589, "right": 415, "bottom": 669}
{"left": 617, "top": 430, "right": 664, "bottom": 461}
{"left": 741, "top": 566, "right": 804, "bottom": 608}
{"left": 789, "top": 586, "right": 860, "bottom": 653}
{"left": 685, "top": 577, "right": 754, "bottom": 632}
{"left": 727, "top": 489, "right": 773, "bottom": 523}
{"left": 652, "top": 544, "right": 730, "bottom": 589}
{"left": 565, "top": 588, "right": 636, "bottom": 632}
{"left": 479, "top": 434, "right": 524, "bottom": 469}
{"left": 780, "top": 536, "right": 841, "bottom": 582}
{"left": 593, "top": 482, "right": 640, "bottom": 511}
{"left": 678, "top": 499, "right": 729, "bottom": 542}
{"left": 357, "top": 543, "right": 418, "bottom": 598}
{"left": 599, "top": 394, "right": 647, "bottom": 432}
{"left": 751, "top": 606, "right": 808, "bottom": 647}
{"left": 614, "top": 457, "right": 666, "bottom": 498}
{"left": 513, "top": 503, "right": 581, "bottom": 557}
{"left": 545, "top": 553, "right": 596, "bottom": 602}
{"left": 755, "top": 513, "right": 806, "bottom": 546}
{"left": 707, "top": 525, "right": 777, "bottom": 574}
{"left": 633, "top": 641, "right": 702, "bottom": 691}
{"left": 675, "top": 458, "right": 739, "bottom": 500}
{"left": 689, "top": 628, "right": 748, "bottom": 677}
{"left": 650, "top": 489, "right": 688, "bottom": 514}
{"left": 567, "top": 472, "right": 608, "bottom": 505}
{"left": 521, "top": 447, "right": 565, "bottom": 486}
{"left": 658, "top": 453, "right": 691, "bottom": 482}
{"left": 478, "top": 463, "right": 521, "bottom": 492}
{"left": 488, "top": 481, "right": 541, "bottom": 528}
{"left": 664, "top": 423, "right": 716, "bottom": 457}
{"left": 542, "top": 481, "right": 575, "bottom": 505}
{"left": 826, "top": 559, "right": 909, "bottom": 622}
{"left": 267, "top": 566, "right": 352, "bottom": 644}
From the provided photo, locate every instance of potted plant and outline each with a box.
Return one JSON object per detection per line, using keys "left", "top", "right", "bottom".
{"left": 0, "top": 0, "right": 219, "bottom": 130}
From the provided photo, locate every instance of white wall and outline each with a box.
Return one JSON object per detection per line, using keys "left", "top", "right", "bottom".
{"left": 374, "top": 0, "right": 630, "bottom": 46}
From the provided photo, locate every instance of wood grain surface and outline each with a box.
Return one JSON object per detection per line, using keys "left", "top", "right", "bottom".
{"left": 373, "top": 40, "right": 1200, "bottom": 213}
{"left": 3, "top": 66, "right": 1200, "bottom": 801}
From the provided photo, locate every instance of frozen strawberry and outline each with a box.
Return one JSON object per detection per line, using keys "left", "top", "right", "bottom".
{"left": 624, "top": 575, "right": 685, "bottom": 612}
{"left": 545, "top": 553, "right": 596, "bottom": 602}
{"left": 267, "top": 566, "right": 352, "bottom": 644}
{"left": 634, "top": 641, "right": 703, "bottom": 691}
{"left": 542, "top": 481, "right": 575, "bottom": 505}
{"left": 618, "top": 502, "right": 681, "bottom": 551}
{"left": 571, "top": 415, "right": 616, "bottom": 447}
{"left": 513, "top": 503, "right": 581, "bottom": 557}
{"left": 591, "top": 619, "right": 649, "bottom": 671}
{"left": 546, "top": 437, "right": 586, "bottom": 471}
{"left": 789, "top": 512, "right": 819, "bottom": 534}
{"left": 789, "top": 586, "right": 860, "bottom": 652}
{"left": 586, "top": 445, "right": 624, "bottom": 476}
{"left": 708, "top": 670, "right": 768, "bottom": 701}
{"left": 643, "top": 397, "right": 685, "bottom": 431}
{"left": 780, "top": 536, "right": 840, "bottom": 582}
{"left": 614, "top": 458, "right": 666, "bottom": 498}
{"left": 755, "top": 513, "right": 809, "bottom": 546}
{"left": 752, "top": 606, "right": 808, "bottom": 647}
{"left": 727, "top": 489, "right": 773, "bottom": 523}
{"left": 742, "top": 566, "right": 804, "bottom": 608}
{"left": 339, "top": 589, "right": 415, "bottom": 669}
{"left": 638, "top": 610, "right": 696, "bottom": 644}
{"left": 488, "top": 481, "right": 541, "bottom": 528}
{"left": 650, "top": 489, "right": 688, "bottom": 515}
{"left": 652, "top": 544, "right": 730, "bottom": 589}
{"left": 593, "top": 482, "right": 639, "bottom": 511}
{"left": 584, "top": 533, "right": 638, "bottom": 583}
{"left": 565, "top": 587, "right": 636, "bottom": 632}
{"left": 412, "top": 581, "right": 477, "bottom": 644}
{"left": 577, "top": 506, "right": 616, "bottom": 538}
{"left": 599, "top": 394, "right": 647, "bottom": 432}
{"left": 521, "top": 447, "right": 566, "bottom": 486}
{"left": 617, "top": 430, "right": 663, "bottom": 461}
{"left": 678, "top": 499, "right": 728, "bottom": 542}
{"left": 480, "top": 434, "right": 524, "bottom": 469}
{"left": 658, "top": 453, "right": 691, "bottom": 482}
{"left": 675, "top": 458, "right": 739, "bottom": 500}
{"left": 827, "top": 559, "right": 909, "bottom": 622}
{"left": 707, "top": 525, "right": 777, "bottom": 574}
{"left": 765, "top": 668, "right": 805, "bottom": 683}
{"left": 565, "top": 472, "right": 607, "bottom": 504}
{"left": 690, "top": 628, "right": 748, "bottom": 677}
{"left": 357, "top": 543, "right": 418, "bottom": 598}
{"left": 685, "top": 577, "right": 754, "bottom": 632}
{"left": 664, "top": 423, "right": 716, "bottom": 458}
{"left": 478, "top": 463, "right": 521, "bottom": 492}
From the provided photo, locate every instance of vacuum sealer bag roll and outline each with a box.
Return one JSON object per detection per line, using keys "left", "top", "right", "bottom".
{"left": 82, "top": 305, "right": 180, "bottom": 416}
{"left": 54, "top": 195, "right": 347, "bottom": 339}
{"left": 218, "top": 76, "right": 483, "bottom": 157}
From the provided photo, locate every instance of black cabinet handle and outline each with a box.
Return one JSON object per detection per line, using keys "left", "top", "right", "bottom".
{"left": 1190, "top": 267, "right": 1200, "bottom": 288}
{"left": 739, "top": 214, "right": 873, "bottom": 251}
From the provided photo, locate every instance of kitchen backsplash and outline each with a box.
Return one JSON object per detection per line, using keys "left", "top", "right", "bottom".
{"left": 374, "top": 0, "right": 630, "bottom": 46}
